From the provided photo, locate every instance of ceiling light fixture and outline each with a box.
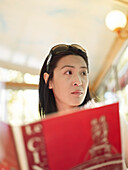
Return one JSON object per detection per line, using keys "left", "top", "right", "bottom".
{"left": 105, "top": 10, "right": 128, "bottom": 39}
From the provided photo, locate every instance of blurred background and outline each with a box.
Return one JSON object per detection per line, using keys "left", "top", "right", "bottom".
{"left": 0, "top": 0, "right": 128, "bottom": 124}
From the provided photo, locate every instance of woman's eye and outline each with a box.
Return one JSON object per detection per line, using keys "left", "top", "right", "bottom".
{"left": 81, "top": 71, "right": 87, "bottom": 76}
{"left": 65, "top": 70, "right": 72, "bottom": 75}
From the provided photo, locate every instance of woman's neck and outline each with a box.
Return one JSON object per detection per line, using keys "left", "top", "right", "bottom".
{"left": 56, "top": 103, "right": 77, "bottom": 112}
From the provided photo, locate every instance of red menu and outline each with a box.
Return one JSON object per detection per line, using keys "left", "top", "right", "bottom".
{"left": 0, "top": 103, "right": 123, "bottom": 170}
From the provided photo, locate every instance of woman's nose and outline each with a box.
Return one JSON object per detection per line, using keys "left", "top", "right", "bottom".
{"left": 72, "top": 75, "right": 82, "bottom": 86}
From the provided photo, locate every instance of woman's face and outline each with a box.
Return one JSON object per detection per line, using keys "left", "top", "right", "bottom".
{"left": 49, "top": 55, "right": 89, "bottom": 111}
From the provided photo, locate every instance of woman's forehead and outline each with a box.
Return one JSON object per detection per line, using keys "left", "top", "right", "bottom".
{"left": 57, "top": 54, "right": 87, "bottom": 67}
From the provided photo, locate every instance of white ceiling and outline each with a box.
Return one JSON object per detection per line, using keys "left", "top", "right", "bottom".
{"left": 0, "top": 0, "right": 128, "bottom": 88}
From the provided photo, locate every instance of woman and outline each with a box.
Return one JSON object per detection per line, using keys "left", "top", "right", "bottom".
{"left": 39, "top": 44, "right": 91, "bottom": 116}
{"left": 39, "top": 43, "right": 128, "bottom": 168}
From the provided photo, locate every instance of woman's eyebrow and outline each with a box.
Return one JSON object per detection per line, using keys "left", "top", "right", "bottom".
{"left": 61, "top": 65, "right": 87, "bottom": 69}
{"left": 80, "top": 66, "right": 88, "bottom": 69}
{"left": 61, "top": 65, "right": 75, "bottom": 69}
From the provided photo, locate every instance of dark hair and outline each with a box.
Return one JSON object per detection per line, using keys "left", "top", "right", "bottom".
{"left": 39, "top": 44, "right": 91, "bottom": 117}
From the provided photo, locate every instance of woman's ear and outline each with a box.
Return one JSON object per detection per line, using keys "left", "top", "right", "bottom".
{"left": 43, "top": 72, "right": 53, "bottom": 89}
{"left": 48, "top": 80, "right": 53, "bottom": 89}
{"left": 43, "top": 72, "right": 49, "bottom": 84}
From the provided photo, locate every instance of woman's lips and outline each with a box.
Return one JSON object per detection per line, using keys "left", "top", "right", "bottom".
{"left": 71, "top": 91, "right": 83, "bottom": 96}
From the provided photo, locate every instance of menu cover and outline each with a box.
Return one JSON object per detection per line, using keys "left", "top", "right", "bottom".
{"left": 0, "top": 103, "right": 123, "bottom": 170}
